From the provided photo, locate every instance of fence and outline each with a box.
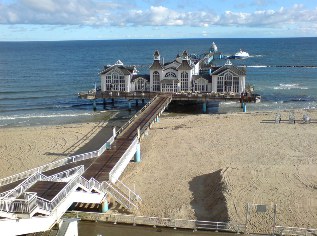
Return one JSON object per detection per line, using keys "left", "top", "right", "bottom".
{"left": 67, "top": 212, "right": 244, "bottom": 233}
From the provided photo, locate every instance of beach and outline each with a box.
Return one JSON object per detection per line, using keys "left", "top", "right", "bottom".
{"left": 0, "top": 121, "right": 109, "bottom": 179}
{"left": 121, "top": 110, "right": 317, "bottom": 232}
{"left": 1, "top": 110, "right": 317, "bottom": 232}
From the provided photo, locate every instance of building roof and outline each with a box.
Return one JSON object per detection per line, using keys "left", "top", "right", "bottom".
{"left": 149, "top": 60, "right": 164, "bottom": 70}
{"left": 100, "top": 64, "right": 135, "bottom": 75}
{"left": 212, "top": 64, "right": 246, "bottom": 76}
{"left": 177, "top": 59, "right": 193, "bottom": 70}
{"left": 131, "top": 74, "right": 150, "bottom": 82}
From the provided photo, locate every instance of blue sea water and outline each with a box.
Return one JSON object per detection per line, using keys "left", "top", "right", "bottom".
{"left": 0, "top": 38, "right": 317, "bottom": 127}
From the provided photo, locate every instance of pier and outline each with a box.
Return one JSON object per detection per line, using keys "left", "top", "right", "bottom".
{"left": 0, "top": 95, "right": 171, "bottom": 235}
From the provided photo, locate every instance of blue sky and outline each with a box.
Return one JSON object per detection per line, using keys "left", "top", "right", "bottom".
{"left": 0, "top": 0, "right": 316, "bottom": 41}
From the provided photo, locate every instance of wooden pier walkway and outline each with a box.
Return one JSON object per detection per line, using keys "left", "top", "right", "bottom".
{"left": 0, "top": 95, "right": 171, "bottom": 231}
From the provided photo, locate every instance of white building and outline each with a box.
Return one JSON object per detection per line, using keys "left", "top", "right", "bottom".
{"left": 100, "top": 49, "right": 246, "bottom": 94}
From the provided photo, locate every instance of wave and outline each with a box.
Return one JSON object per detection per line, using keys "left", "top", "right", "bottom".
{"left": 0, "top": 112, "right": 93, "bottom": 121}
{"left": 273, "top": 83, "right": 308, "bottom": 90}
{"left": 247, "top": 65, "right": 268, "bottom": 68}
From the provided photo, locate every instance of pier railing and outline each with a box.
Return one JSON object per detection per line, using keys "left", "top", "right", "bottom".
{"left": 115, "top": 95, "right": 158, "bottom": 137}
{"left": 66, "top": 212, "right": 245, "bottom": 233}
{"left": 0, "top": 150, "right": 98, "bottom": 188}
{"left": 274, "top": 226, "right": 317, "bottom": 236}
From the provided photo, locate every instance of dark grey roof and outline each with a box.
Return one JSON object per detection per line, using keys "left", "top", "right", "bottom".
{"left": 177, "top": 60, "right": 193, "bottom": 70}
{"left": 212, "top": 65, "right": 246, "bottom": 76}
{"left": 149, "top": 60, "right": 163, "bottom": 70}
{"left": 131, "top": 74, "right": 150, "bottom": 82}
{"left": 100, "top": 65, "right": 134, "bottom": 75}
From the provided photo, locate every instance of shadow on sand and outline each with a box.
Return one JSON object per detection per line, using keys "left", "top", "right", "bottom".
{"left": 189, "top": 169, "right": 229, "bottom": 222}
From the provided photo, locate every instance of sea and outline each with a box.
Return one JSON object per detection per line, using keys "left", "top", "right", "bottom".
{"left": 1, "top": 37, "right": 317, "bottom": 127}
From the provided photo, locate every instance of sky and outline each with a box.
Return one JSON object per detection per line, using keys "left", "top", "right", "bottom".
{"left": 0, "top": 0, "right": 317, "bottom": 41}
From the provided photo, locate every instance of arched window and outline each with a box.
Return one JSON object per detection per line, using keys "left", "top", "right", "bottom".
{"left": 165, "top": 72, "right": 177, "bottom": 78}
{"left": 153, "top": 71, "right": 160, "bottom": 91}
{"left": 217, "top": 72, "right": 239, "bottom": 93}
{"left": 105, "top": 72, "right": 125, "bottom": 91}
{"left": 180, "top": 72, "right": 189, "bottom": 91}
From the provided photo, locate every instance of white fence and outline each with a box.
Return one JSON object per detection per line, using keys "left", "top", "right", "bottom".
{"left": 67, "top": 212, "right": 244, "bottom": 233}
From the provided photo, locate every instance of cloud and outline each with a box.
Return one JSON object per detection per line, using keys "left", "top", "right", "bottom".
{"left": 0, "top": 0, "right": 317, "bottom": 33}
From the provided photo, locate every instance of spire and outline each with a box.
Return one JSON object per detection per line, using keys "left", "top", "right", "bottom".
{"left": 153, "top": 50, "right": 160, "bottom": 61}
{"left": 182, "top": 50, "right": 189, "bottom": 60}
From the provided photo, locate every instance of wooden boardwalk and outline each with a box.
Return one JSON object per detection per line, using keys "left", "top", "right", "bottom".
{"left": 82, "top": 95, "right": 171, "bottom": 182}
{"left": 0, "top": 95, "right": 171, "bottom": 203}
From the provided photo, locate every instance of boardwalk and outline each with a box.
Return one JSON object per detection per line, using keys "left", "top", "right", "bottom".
{"left": 0, "top": 95, "right": 171, "bottom": 235}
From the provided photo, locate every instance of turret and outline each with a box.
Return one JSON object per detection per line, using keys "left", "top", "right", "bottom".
{"left": 153, "top": 50, "right": 160, "bottom": 61}
{"left": 182, "top": 50, "right": 189, "bottom": 60}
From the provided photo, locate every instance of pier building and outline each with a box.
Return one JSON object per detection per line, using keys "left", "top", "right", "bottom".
{"left": 100, "top": 45, "right": 246, "bottom": 95}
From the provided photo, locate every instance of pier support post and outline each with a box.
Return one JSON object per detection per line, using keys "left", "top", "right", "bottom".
{"left": 128, "top": 100, "right": 132, "bottom": 111}
{"left": 243, "top": 103, "right": 247, "bottom": 113}
{"left": 111, "top": 98, "right": 115, "bottom": 106}
{"left": 241, "top": 102, "right": 244, "bottom": 108}
{"left": 142, "top": 99, "right": 145, "bottom": 104}
{"left": 93, "top": 100, "right": 97, "bottom": 111}
{"left": 135, "top": 99, "right": 139, "bottom": 107}
{"left": 106, "top": 142, "right": 111, "bottom": 150}
{"left": 113, "top": 126, "right": 116, "bottom": 138}
{"left": 103, "top": 98, "right": 106, "bottom": 109}
{"left": 101, "top": 200, "right": 109, "bottom": 213}
{"left": 134, "top": 142, "right": 141, "bottom": 163}
{"left": 156, "top": 115, "right": 160, "bottom": 123}
{"left": 202, "top": 102, "right": 207, "bottom": 113}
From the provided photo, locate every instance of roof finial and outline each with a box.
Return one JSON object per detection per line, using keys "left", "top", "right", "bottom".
{"left": 225, "top": 59, "right": 232, "bottom": 66}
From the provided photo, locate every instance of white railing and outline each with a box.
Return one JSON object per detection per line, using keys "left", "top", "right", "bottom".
{"left": 109, "top": 138, "right": 138, "bottom": 183}
{"left": 67, "top": 212, "right": 244, "bottom": 233}
{"left": 45, "top": 166, "right": 85, "bottom": 182}
{"left": 0, "top": 171, "right": 44, "bottom": 199}
{"left": 139, "top": 96, "right": 171, "bottom": 135}
{"left": 275, "top": 226, "right": 317, "bottom": 236}
{"left": 97, "top": 134, "right": 115, "bottom": 156}
{"left": 0, "top": 150, "right": 98, "bottom": 188}
{"left": 115, "top": 179, "right": 142, "bottom": 203}
{"left": 102, "top": 181, "right": 137, "bottom": 209}
{"left": 115, "top": 95, "right": 158, "bottom": 137}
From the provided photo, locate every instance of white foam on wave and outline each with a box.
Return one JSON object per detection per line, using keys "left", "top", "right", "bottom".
{"left": 273, "top": 83, "right": 308, "bottom": 90}
{"left": 0, "top": 112, "right": 93, "bottom": 121}
{"left": 247, "top": 65, "right": 267, "bottom": 68}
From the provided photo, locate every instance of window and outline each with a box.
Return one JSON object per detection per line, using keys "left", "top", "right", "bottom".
{"left": 165, "top": 72, "right": 177, "bottom": 78}
{"left": 217, "top": 72, "right": 239, "bottom": 93}
{"left": 161, "top": 83, "right": 178, "bottom": 93}
{"left": 180, "top": 72, "right": 188, "bottom": 91}
{"left": 135, "top": 78, "right": 148, "bottom": 91}
{"left": 104, "top": 72, "right": 125, "bottom": 91}
{"left": 153, "top": 71, "right": 160, "bottom": 91}
{"left": 194, "top": 78, "right": 208, "bottom": 92}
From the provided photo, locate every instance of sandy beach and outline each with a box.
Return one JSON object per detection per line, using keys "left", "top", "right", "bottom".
{"left": 1, "top": 110, "right": 317, "bottom": 233}
{"left": 121, "top": 110, "right": 317, "bottom": 233}
{"left": 0, "top": 121, "right": 109, "bottom": 179}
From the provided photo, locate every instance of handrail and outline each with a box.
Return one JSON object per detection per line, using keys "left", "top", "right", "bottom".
{"left": 102, "top": 181, "right": 138, "bottom": 209}
{"left": 67, "top": 212, "right": 243, "bottom": 233}
{"left": 115, "top": 179, "right": 142, "bottom": 202}
{"left": 0, "top": 150, "right": 98, "bottom": 188}
{"left": 0, "top": 171, "right": 42, "bottom": 199}
{"left": 45, "top": 166, "right": 85, "bottom": 182}
{"left": 109, "top": 137, "right": 138, "bottom": 183}
{"left": 115, "top": 95, "right": 158, "bottom": 137}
